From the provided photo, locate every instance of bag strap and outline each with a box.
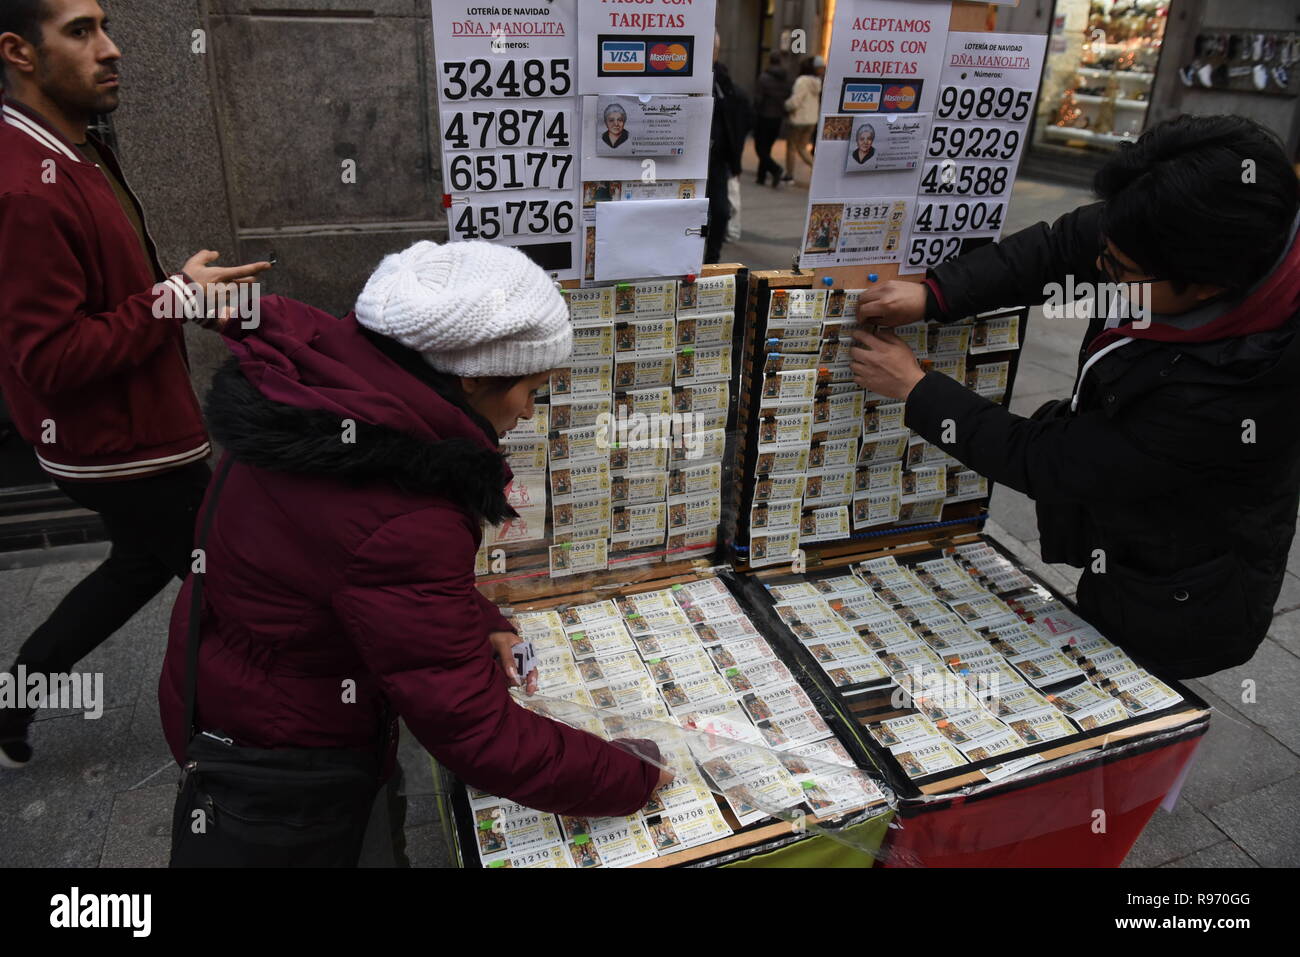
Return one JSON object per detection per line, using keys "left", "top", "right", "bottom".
{"left": 185, "top": 454, "right": 237, "bottom": 741}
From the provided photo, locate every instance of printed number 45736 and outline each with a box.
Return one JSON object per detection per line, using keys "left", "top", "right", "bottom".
{"left": 452, "top": 200, "right": 575, "bottom": 240}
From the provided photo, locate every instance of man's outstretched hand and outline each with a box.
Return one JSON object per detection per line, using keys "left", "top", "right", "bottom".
{"left": 182, "top": 249, "right": 272, "bottom": 294}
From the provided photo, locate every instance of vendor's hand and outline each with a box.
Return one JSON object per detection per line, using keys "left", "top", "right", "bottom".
{"left": 855, "top": 280, "right": 927, "bottom": 327}
{"left": 488, "top": 631, "right": 537, "bottom": 694}
{"left": 849, "top": 328, "right": 926, "bottom": 401}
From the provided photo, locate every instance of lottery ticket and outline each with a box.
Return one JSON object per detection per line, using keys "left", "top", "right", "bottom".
{"left": 633, "top": 624, "right": 701, "bottom": 660}
{"left": 659, "top": 672, "right": 735, "bottom": 713}
{"left": 571, "top": 321, "right": 615, "bottom": 360}
{"left": 761, "top": 368, "right": 820, "bottom": 404}
{"left": 675, "top": 344, "right": 733, "bottom": 385}
{"left": 853, "top": 490, "right": 901, "bottom": 529}
{"left": 549, "top": 539, "right": 608, "bottom": 578}
{"left": 693, "top": 616, "right": 762, "bottom": 644}
{"left": 646, "top": 647, "right": 718, "bottom": 686}
{"left": 755, "top": 709, "right": 832, "bottom": 751}
{"left": 471, "top": 799, "right": 563, "bottom": 858}
{"left": 707, "top": 637, "right": 778, "bottom": 670}
{"left": 615, "top": 317, "right": 675, "bottom": 355}
{"left": 677, "top": 275, "right": 735, "bottom": 316}
{"left": 565, "top": 619, "right": 636, "bottom": 661}
{"left": 990, "top": 685, "right": 1054, "bottom": 719}
{"left": 816, "top": 390, "right": 866, "bottom": 425}
{"left": 672, "top": 380, "right": 730, "bottom": 414}
{"left": 927, "top": 323, "right": 972, "bottom": 356}
{"left": 667, "top": 462, "right": 721, "bottom": 502}
{"left": 748, "top": 529, "right": 801, "bottom": 569}
{"left": 958, "top": 729, "right": 1028, "bottom": 763}
{"left": 808, "top": 437, "right": 857, "bottom": 470}
{"left": 665, "top": 494, "right": 719, "bottom": 533}
{"left": 890, "top": 738, "right": 968, "bottom": 778}
{"left": 757, "top": 411, "right": 815, "bottom": 448}
{"left": 858, "top": 430, "right": 911, "bottom": 465}
{"left": 721, "top": 659, "right": 795, "bottom": 694}
{"left": 767, "top": 288, "right": 826, "bottom": 322}
{"left": 609, "top": 471, "right": 667, "bottom": 506}
{"left": 862, "top": 401, "right": 907, "bottom": 435}
{"left": 614, "top": 280, "right": 676, "bottom": 319}
{"left": 481, "top": 844, "right": 573, "bottom": 869}
{"left": 613, "top": 353, "right": 675, "bottom": 390}
{"left": 1007, "top": 649, "right": 1085, "bottom": 688}
{"left": 644, "top": 803, "right": 733, "bottom": 855}
{"left": 1070, "top": 698, "right": 1131, "bottom": 730}
{"left": 551, "top": 360, "right": 612, "bottom": 398}
{"left": 804, "top": 467, "right": 856, "bottom": 506}
{"left": 969, "top": 315, "right": 1021, "bottom": 354}
{"left": 1004, "top": 707, "right": 1077, "bottom": 745}
{"left": 869, "top": 713, "right": 941, "bottom": 748}
{"left": 753, "top": 446, "right": 810, "bottom": 478}
{"left": 670, "top": 427, "right": 726, "bottom": 466}
{"left": 564, "top": 286, "right": 615, "bottom": 322}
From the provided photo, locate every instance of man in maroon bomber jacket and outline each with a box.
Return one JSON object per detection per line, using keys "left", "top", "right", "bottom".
{"left": 0, "top": 0, "right": 269, "bottom": 767}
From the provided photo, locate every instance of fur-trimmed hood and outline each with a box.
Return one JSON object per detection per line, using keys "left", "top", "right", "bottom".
{"left": 207, "top": 295, "right": 514, "bottom": 524}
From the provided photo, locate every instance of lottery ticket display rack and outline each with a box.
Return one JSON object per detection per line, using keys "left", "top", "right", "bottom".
{"left": 472, "top": 264, "right": 750, "bottom": 608}
{"left": 730, "top": 270, "right": 1031, "bottom": 571}
{"left": 434, "top": 264, "right": 1211, "bottom": 868}
{"left": 735, "top": 536, "right": 1210, "bottom": 868}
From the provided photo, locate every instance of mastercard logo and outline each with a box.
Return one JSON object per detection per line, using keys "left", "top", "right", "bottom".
{"left": 648, "top": 43, "right": 689, "bottom": 72}
{"left": 883, "top": 85, "right": 918, "bottom": 110}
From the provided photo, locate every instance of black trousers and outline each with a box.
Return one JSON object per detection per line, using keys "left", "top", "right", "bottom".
{"left": 705, "top": 158, "right": 731, "bottom": 264}
{"left": 753, "top": 117, "right": 783, "bottom": 182}
{"left": 2, "top": 460, "right": 211, "bottom": 729}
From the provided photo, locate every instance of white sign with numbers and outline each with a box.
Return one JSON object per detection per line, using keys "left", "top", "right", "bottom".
{"left": 432, "top": 2, "right": 583, "bottom": 279}
{"left": 899, "top": 31, "right": 1047, "bottom": 275}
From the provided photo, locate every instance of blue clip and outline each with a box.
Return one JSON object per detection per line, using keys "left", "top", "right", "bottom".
{"left": 822, "top": 276, "right": 834, "bottom": 287}
{"left": 868, "top": 273, "right": 879, "bottom": 283}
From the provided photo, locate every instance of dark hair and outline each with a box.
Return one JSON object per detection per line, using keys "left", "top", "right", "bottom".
{"left": 799, "top": 56, "right": 817, "bottom": 77}
{"left": 358, "top": 326, "right": 523, "bottom": 445}
{"left": 1094, "top": 114, "right": 1300, "bottom": 294}
{"left": 0, "top": 0, "right": 48, "bottom": 83}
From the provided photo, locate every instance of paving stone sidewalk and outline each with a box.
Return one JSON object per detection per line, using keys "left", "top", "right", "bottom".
{"left": 2, "top": 171, "right": 1296, "bottom": 868}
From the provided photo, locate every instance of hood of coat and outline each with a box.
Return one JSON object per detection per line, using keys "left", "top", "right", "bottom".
{"left": 1091, "top": 211, "right": 1300, "bottom": 360}
{"left": 206, "top": 295, "right": 515, "bottom": 524}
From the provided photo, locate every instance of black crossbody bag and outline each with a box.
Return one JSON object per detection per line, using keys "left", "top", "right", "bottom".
{"left": 169, "top": 455, "right": 384, "bottom": 867}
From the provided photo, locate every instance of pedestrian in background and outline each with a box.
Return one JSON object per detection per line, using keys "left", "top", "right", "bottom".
{"left": 707, "top": 32, "right": 752, "bottom": 263}
{"left": 784, "top": 55, "right": 824, "bottom": 185}
{"left": 753, "top": 52, "right": 790, "bottom": 187}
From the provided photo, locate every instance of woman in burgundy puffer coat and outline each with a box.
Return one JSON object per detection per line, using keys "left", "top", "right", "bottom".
{"left": 158, "top": 241, "right": 663, "bottom": 864}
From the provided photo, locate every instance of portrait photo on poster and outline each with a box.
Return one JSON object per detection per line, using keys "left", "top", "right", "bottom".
{"left": 844, "top": 114, "right": 931, "bottom": 173}
{"left": 594, "top": 94, "right": 704, "bottom": 157}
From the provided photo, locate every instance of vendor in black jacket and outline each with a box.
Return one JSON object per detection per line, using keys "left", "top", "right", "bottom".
{"left": 849, "top": 115, "right": 1300, "bottom": 679}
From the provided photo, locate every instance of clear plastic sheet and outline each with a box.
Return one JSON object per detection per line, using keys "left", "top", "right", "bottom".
{"left": 513, "top": 688, "right": 903, "bottom": 864}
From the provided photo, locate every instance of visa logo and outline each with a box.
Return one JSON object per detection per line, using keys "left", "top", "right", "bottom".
{"left": 843, "top": 83, "right": 882, "bottom": 111}
{"left": 602, "top": 41, "right": 645, "bottom": 72}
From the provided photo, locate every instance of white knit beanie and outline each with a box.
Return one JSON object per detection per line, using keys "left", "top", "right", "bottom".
{"left": 354, "top": 240, "right": 572, "bottom": 377}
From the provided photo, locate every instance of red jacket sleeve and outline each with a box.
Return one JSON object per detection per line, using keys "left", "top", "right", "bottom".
{"left": 474, "top": 588, "right": 516, "bottom": 636}
{"left": 0, "top": 191, "right": 196, "bottom": 395}
{"left": 331, "top": 505, "right": 659, "bottom": 818}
